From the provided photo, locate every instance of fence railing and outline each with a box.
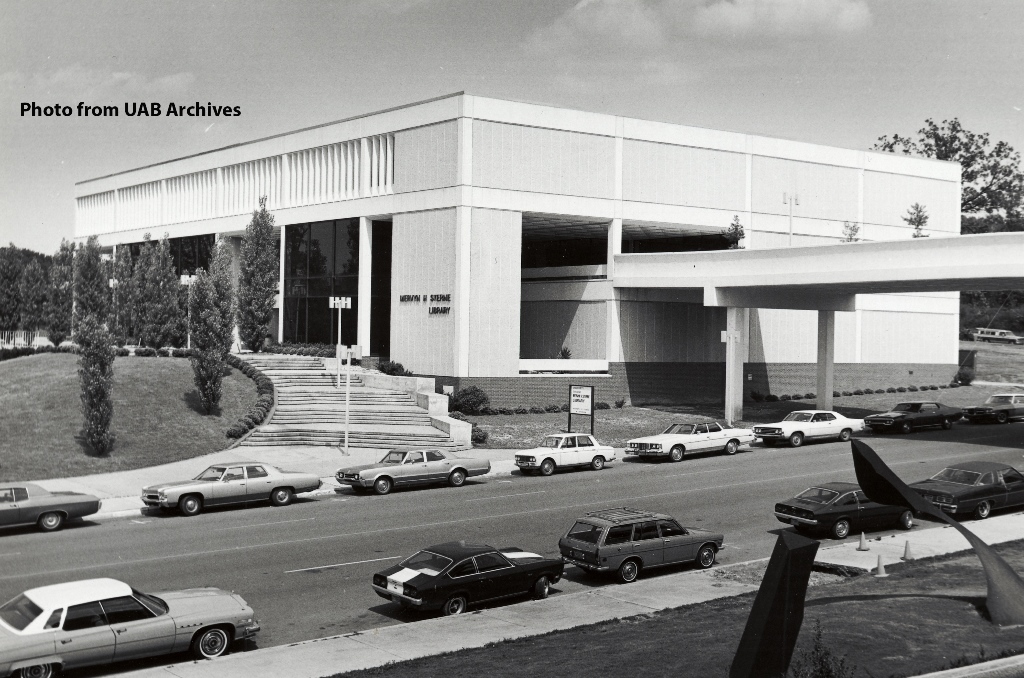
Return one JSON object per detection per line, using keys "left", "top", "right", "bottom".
{"left": 0, "top": 330, "right": 51, "bottom": 348}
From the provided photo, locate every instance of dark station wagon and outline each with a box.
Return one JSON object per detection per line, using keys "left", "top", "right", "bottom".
{"left": 864, "top": 401, "right": 963, "bottom": 434}
{"left": 910, "top": 461, "right": 1024, "bottom": 520}
{"left": 558, "top": 507, "right": 724, "bottom": 583}
{"left": 774, "top": 482, "right": 915, "bottom": 539}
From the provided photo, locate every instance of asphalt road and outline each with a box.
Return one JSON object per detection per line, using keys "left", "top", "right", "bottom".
{"left": 3, "top": 423, "right": 1023, "bottom": 676}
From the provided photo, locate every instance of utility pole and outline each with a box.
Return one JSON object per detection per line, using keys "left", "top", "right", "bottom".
{"left": 783, "top": 192, "right": 800, "bottom": 247}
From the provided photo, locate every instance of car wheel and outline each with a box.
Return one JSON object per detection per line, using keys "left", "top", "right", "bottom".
{"left": 533, "top": 575, "right": 551, "bottom": 599}
{"left": 448, "top": 469, "right": 466, "bottom": 487}
{"left": 179, "top": 495, "right": 202, "bottom": 517}
{"left": 899, "top": 421, "right": 912, "bottom": 434}
{"left": 898, "top": 510, "right": 914, "bottom": 530}
{"left": 788, "top": 432, "right": 804, "bottom": 448}
{"left": 974, "top": 501, "right": 992, "bottom": 520}
{"left": 36, "top": 512, "right": 64, "bottom": 532}
{"left": 17, "top": 664, "right": 55, "bottom": 678}
{"left": 442, "top": 595, "right": 468, "bottom": 616}
{"left": 373, "top": 477, "right": 393, "bottom": 495}
{"left": 617, "top": 559, "right": 640, "bottom": 584}
{"left": 669, "top": 445, "right": 685, "bottom": 462}
{"left": 696, "top": 545, "right": 717, "bottom": 569}
{"left": 997, "top": 412, "right": 1009, "bottom": 424}
{"left": 763, "top": 440, "right": 777, "bottom": 448}
{"left": 191, "top": 627, "right": 231, "bottom": 660}
{"left": 270, "top": 487, "right": 293, "bottom": 507}
{"left": 724, "top": 440, "right": 739, "bottom": 455}
{"left": 590, "top": 456, "right": 605, "bottom": 471}
{"left": 838, "top": 428, "right": 852, "bottom": 442}
{"left": 831, "top": 519, "right": 851, "bottom": 540}
{"left": 941, "top": 418, "right": 953, "bottom": 430}
{"left": 540, "top": 459, "right": 556, "bottom": 476}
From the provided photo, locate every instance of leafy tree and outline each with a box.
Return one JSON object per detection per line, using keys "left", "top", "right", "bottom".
{"left": 187, "top": 242, "right": 235, "bottom": 413}
{"left": 237, "top": 197, "right": 279, "bottom": 352}
{"left": 903, "top": 203, "right": 930, "bottom": 238}
{"left": 74, "top": 236, "right": 109, "bottom": 328}
{"left": 874, "top": 118, "right": 1024, "bottom": 216}
{"left": 47, "top": 239, "right": 75, "bottom": 345}
{"left": 77, "top": 314, "right": 116, "bottom": 454}
{"left": 110, "top": 249, "right": 136, "bottom": 345}
{"left": 18, "top": 258, "right": 49, "bottom": 331}
{"left": 840, "top": 221, "right": 860, "bottom": 242}
{"left": 0, "top": 245, "right": 22, "bottom": 330}
{"left": 134, "top": 235, "right": 185, "bottom": 348}
{"left": 961, "top": 212, "right": 1024, "bottom": 235}
{"left": 725, "top": 215, "right": 745, "bottom": 249}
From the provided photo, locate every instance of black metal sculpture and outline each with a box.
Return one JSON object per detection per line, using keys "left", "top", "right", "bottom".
{"left": 851, "top": 439, "right": 1024, "bottom": 625}
{"left": 729, "top": 529, "right": 820, "bottom": 678}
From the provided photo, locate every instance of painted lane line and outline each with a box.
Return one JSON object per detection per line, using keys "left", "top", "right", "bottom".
{"left": 286, "top": 556, "right": 401, "bottom": 574}
{"left": 211, "top": 518, "right": 316, "bottom": 531}
{"left": 466, "top": 490, "right": 547, "bottom": 502}
{"left": 0, "top": 553, "right": 21, "bottom": 558}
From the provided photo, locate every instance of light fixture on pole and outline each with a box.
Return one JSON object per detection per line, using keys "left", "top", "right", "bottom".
{"left": 783, "top": 192, "right": 800, "bottom": 247}
{"left": 180, "top": 274, "right": 196, "bottom": 349}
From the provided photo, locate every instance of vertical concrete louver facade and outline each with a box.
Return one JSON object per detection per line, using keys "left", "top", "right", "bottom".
{"left": 74, "top": 92, "right": 963, "bottom": 407}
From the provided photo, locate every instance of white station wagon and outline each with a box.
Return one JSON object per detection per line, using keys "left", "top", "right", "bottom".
{"left": 515, "top": 433, "right": 617, "bottom": 476}
{"left": 626, "top": 422, "right": 756, "bottom": 461}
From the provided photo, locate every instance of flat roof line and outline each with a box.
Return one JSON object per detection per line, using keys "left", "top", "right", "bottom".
{"left": 76, "top": 91, "right": 466, "bottom": 186}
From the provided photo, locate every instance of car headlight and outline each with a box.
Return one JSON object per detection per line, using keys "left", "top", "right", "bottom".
{"left": 157, "top": 490, "right": 167, "bottom": 499}
{"left": 628, "top": 442, "right": 638, "bottom": 448}
{"left": 651, "top": 443, "right": 661, "bottom": 449}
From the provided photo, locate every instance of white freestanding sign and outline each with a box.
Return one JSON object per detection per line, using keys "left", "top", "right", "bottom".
{"left": 569, "top": 385, "right": 595, "bottom": 435}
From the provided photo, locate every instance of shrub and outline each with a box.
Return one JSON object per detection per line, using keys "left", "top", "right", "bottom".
{"left": 750, "top": 391, "right": 765, "bottom": 402}
{"left": 171, "top": 348, "right": 193, "bottom": 358}
{"left": 842, "top": 391, "right": 852, "bottom": 397}
{"left": 449, "top": 385, "right": 490, "bottom": 415}
{"left": 379, "top": 360, "right": 413, "bottom": 376}
{"left": 497, "top": 407, "right": 514, "bottom": 415}
{"left": 949, "top": 382, "right": 960, "bottom": 388}
{"left": 448, "top": 411, "right": 468, "bottom": 421}
{"left": 804, "top": 393, "right": 815, "bottom": 400}
{"left": 560, "top": 403, "right": 571, "bottom": 412}
{"left": 897, "top": 386, "right": 908, "bottom": 392}
{"left": 790, "top": 394, "right": 803, "bottom": 400}
{"left": 529, "top": 406, "right": 546, "bottom": 415}
{"left": 545, "top": 404, "right": 562, "bottom": 413}
{"left": 833, "top": 391, "right": 841, "bottom": 398}
{"left": 765, "top": 394, "right": 779, "bottom": 402}
{"left": 480, "top": 406, "right": 496, "bottom": 416}
{"left": 514, "top": 406, "right": 529, "bottom": 414}
{"left": 114, "top": 347, "right": 130, "bottom": 357}
{"left": 853, "top": 389, "right": 864, "bottom": 396}
{"left": 471, "top": 425, "right": 488, "bottom": 445}
{"left": 134, "top": 347, "right": 156, "bottom": 357}
{"left": 595, "top": 401, "right": 611, "bottom": 410}
{"left": 788, "top": 619, "right": 856, "bottom": 678}
{"left": 615, "top": 398, "right": 626, "bottom": 408}
{"left": 886, "top": 387, "right": 897, "bottom": 393}
{"left": 908, "top": 385, "right": 919, "bottom": 392}
{"left": 780, "top": 394, "right": 791, "bottom": 401}
{"left": 226, "top": 423, "right": 249, "bottom": 439}
{"left": 939, "top": 384, "right": 948, "bottom": 389}
{"left": 929, "top": 385, "right": 940, "bottom": 390}
{"left": 156, "top": 348, "right": 170, "bottom": 357}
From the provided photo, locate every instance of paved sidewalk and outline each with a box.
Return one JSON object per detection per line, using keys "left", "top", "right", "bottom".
{"left": 113, "top": 512, "right": 1024, "bottom": 678}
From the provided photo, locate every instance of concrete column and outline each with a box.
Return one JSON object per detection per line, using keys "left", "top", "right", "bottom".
{"left": 454, "top": 206, "right": 472, "bottom": 376}
{"left": 277, "top": 226, "right": 286, "bottom": 343}
{"left": 606, "top": 218, "right": 622, "bottom": 278}
{"left": 606, "top": 292, "right": 622, "bottom": 364}
{"left": 817, "top": 309, "right": 836, "bottom": 411}
{"left": 723, "top": 307, "right": 747, "bottom": 425}
{"left": 357, "top": 216, "right": 372, "bottom": 352}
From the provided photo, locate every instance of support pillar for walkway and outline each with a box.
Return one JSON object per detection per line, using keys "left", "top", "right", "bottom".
{"left": 277, "top": 227, "right": 285, "bottom": 343}
{"left": 817, "top": 310, "right": 835, "bottom": 412}
{"left": 357, "top": 216, "right": 372, "bottom": 351}
{"left": 724, "top": 307, "right": 747, "bottom": 426}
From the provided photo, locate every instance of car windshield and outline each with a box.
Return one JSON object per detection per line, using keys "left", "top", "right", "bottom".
{"left": 540, "top": 437, "right": 563, "bottom": 448}
{"left": 796, "top": 487, "right": 840, "bottom": 504}
{"left": 380, "top": 451, "right": 406, "bottom": 465}
{"left": 194, "top": 467, "right": 225, "bottom": 481}
{"left": 0, "top": 594, "right": 42, "bottom": 632}
{"left": 133, "top": 589, "right": 169, "bottom": 615}
{"left": 399, "top": 551, "right": 452, "bottom": 576}
{"left": 930, "top": 468, "right": 982, "bottom": 485}
{"left": 892, "top": 404, "right": 918, "bottom": 412}
{"left": 986, "top": 396, "right": 1013, "bottom": 404}
{"left": 662, "top": 424, "right": 696, "bottom": 435}
{"left": 566, "top": 521, "right": 603, "bottom": 544}
{"left": 783, "top": 413, "right": 813, "bottom": 422}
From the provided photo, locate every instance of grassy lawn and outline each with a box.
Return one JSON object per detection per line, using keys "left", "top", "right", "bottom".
{"left": 336, "top": 541, "right": 1024, "bottom": 678}
{"left": 0, "top": 353, "right": 255, "bottom": 481}
{"left": 962, "top": 339, "right": 1024, "bottom": 383}
{"left": 469, "top": 383, "right": 1022, "bottom": 449}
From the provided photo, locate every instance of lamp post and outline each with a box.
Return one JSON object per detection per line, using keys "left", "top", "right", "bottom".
{"left": 783, "top": 192, "right": 800, "bottom": 247}
{"left": 180, "top": 274, "right": 196, "bottom": 349}
{"left": 329, "top": 296, "right": 354, "bottom": 454}
{"left": 108, "top": 278, "right": 119, "bottom": 338}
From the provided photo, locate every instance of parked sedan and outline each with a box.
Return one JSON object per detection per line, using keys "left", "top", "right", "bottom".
{"left": 864, "top": 401, "right": 963, "bottom": 433}
{"left": 141, "top": 463, "right": 321, "bottom": 516}
{"left": 0, "top": 577, "right": 259, "bottom": 678}
{"left": 336, "top": 449, "right": 490, "bottom": 495}
{"left": 910, "top": 461, "right": 1024, "bottom": 519}
{"left": 774, "top": 482, "right": 915, "bottom": 539}
{"left": 0, "top": 484, "right": 100, "bottom": 532}
{"left": 372, "top": 542, "right": 564, "bottom": 616}
{"left": 625, "top": 422, "right": 755, "bottom": 461}
{"left": 515, "top": 433, "right": 616, "bottom": 475}
{"left": 963, "top": 394, "right": 1024, "bottom": 424}
{"left": 752, "top": 411, "right": 864, "bottom": 448}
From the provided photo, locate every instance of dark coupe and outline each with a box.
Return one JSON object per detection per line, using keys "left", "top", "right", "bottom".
{"left": 774, "top": 482, "right": 915, "bottom": 539}
{"left": 864, "top": 401, "right": 963, "bottom": 434}
{"left": 910, "top": 461, "right": 1024, "bottom": 519}
{"left": 372, "top": 542, "right": 564, "bottom": 616}
{"left": 0, "top": 484, "right": 101, "bottom": 532}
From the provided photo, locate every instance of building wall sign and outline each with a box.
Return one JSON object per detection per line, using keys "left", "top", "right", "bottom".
{"left": 399, "top": 292, "right": 451, "bottom": 316}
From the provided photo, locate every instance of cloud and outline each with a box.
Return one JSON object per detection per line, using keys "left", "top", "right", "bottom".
{"left": 1, "top": 65, "right": 195, "bottom": 102}
{"left": 691, "top": 0, "right": 872, "bottom": 38}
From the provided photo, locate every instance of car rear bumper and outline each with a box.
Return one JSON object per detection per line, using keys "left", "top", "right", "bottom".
{"left": 774, "top": 512, "right": 819, "bottom": 526}
{"left": 561, "top": 556, "right": 609, "bottom": 572}
{"left": 371, "top": 584, "right": 425, "bottom": 606}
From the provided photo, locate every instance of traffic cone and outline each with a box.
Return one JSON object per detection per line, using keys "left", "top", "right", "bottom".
{"left": 874, "top": 554, "right": 889, "bottom": 578}
{"left": 902, "top": 541, "right": 913, "bottom": 561}
{"left": 856, "top": 532, "right": 869, "bottom": 551}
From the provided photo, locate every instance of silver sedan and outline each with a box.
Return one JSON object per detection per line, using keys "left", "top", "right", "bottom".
{"left": 141, "top": 463, "right": 322, "bottom": 516}
{"left": 335, "top": 449, "right": 491, "bottom": 495}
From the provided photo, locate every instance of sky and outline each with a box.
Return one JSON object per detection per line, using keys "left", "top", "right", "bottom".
{"left": 1, "top": 0, "right": 1022, "bottom": 254}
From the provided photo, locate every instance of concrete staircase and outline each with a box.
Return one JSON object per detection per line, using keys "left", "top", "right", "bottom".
{"left": 238, "top": 354, "right": 459, "bottom": 450}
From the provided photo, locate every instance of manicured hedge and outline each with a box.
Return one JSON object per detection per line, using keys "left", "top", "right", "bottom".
{"left": 0, "top": 345, "right": 80, "bottom": 362}
{"left": 225, "top": 354, "right": 276, "bottom": 439}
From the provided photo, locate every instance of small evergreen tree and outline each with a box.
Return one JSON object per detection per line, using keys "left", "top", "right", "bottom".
{"left": 841, "top": 221, "right": 860, "bottom": 242}
{"left": 903, "top": 203, "right": 930, "bottom": 238}
{"left": 187, "top": 242, "right": 236, "bottom": 413}
{"left": 726, "top": 215, "right": 745, "bottom": 249}
{"left": 74, "top": 236, "right": 109, "bottom": 328}
{"left": 134, "top": 235, "right": 185, "bottom": 348}
{"left": 47, "top": 239, "right": 75, "bottom": 345}
{"left": 110, "top": 249, "right": 136, "bottom": 345}
{"left": 788, "top": 620, "right": 855, "bottom": 678}
{"left": 18, "top": 258, "right": 49, "bottom": 331}
{"left": 0, "top": 245, "right": 22, "bottom": 331}
{"left": 237, "top": 197, "right": 280, "bottom": 352}
{"left": 77, "top": 314, "right": 116, "bottom": 454}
